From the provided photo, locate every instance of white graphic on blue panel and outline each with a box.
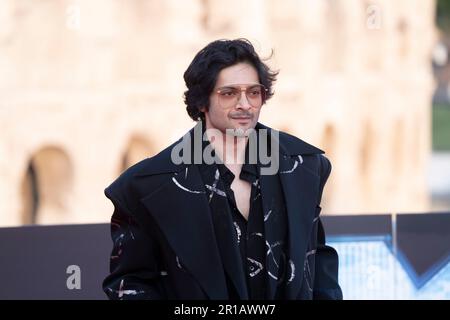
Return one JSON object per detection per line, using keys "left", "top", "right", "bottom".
{"left": 328, "top": 238, "right": 450, "bottom": 300}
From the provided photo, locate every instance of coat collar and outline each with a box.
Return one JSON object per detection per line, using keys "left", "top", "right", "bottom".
{"left": 134, "top": 121, "right": 323, "bottom": 178}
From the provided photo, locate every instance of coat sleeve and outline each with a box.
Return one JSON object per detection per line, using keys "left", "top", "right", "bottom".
{"left": 102, "top": 186, "right": 167, "bottom": 300}
{"left": 313, "top": 155, "right": 343, "bottom": 300}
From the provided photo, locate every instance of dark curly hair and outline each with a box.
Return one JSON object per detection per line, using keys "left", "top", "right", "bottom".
{"left": 183, "top": 38, "right": 278, "bottom": 121}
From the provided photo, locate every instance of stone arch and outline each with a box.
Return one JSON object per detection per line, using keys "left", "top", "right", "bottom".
{"left": 121, "top": 134, "right": 155, "bottom": 172}
{"left": 20, "top": 161, "right": 39, "bottom": 225}
{"left": 20, "top": 146, "right": 73, "bottom": 225}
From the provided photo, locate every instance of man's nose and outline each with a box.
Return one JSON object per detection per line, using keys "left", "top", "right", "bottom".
{"left": 236, "top": 90, "right": 251, "bottom": 109}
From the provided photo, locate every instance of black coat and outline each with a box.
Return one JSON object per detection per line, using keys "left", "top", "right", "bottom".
{"left": 103, "top": 122, "right": 343, "bottom": 300}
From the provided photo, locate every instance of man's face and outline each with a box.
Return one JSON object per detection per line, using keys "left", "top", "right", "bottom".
{"left": 202, "top": 62, "right": 262, "bottom": 135}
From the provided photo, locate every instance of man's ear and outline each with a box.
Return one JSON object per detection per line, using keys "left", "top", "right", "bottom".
{"left": 199, "top": 106, "right": 206, "bottom": 112}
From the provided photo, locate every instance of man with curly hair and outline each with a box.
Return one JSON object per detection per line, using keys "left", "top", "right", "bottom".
{"left": 103, "top": 39, "right": 342, "bottom": 300}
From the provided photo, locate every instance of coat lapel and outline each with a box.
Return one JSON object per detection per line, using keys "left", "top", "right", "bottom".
{"left": 256, "top": 124, "right": 323, "bottom": 299}
{"left": 139, "top": 164, "right": 229, "bottom": 299}
{"left": 259, "top": 172, "right": 285, "bottom": 300}
{"left": 278, "top": 154, "right": 320, "bottom": 299}
{"left": 206, "top": 173, "right": 249, "bottom": 299}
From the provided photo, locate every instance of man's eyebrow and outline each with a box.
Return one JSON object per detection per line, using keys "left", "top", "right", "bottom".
{"left": 218, "top": 85, "right": 237, "bottom": 88}
{"left": 217, "top": 83, "right": 260, "bottom": 88}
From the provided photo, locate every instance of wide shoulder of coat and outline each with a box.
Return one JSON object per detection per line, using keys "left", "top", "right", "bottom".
{"left": 104, "top": 139, "right": 180, "bottom": 202}
{"left": 262, "top": 124, "right": 332, "bottom": 188}
{"left": 256, "top": 122, "right": 330, "bottom": 174}
{"left": 252, "top": 122, "right": 323, "bottom": 156}
{"left": 105, "top": 122, "right": 331, "bottom": 200}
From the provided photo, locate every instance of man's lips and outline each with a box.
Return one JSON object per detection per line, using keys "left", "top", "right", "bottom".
{"left": 230, "top": 116, "right": 252, "bottom": 120}
{"left": 231, "top": 117, "right": 251, "bottom": 124}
